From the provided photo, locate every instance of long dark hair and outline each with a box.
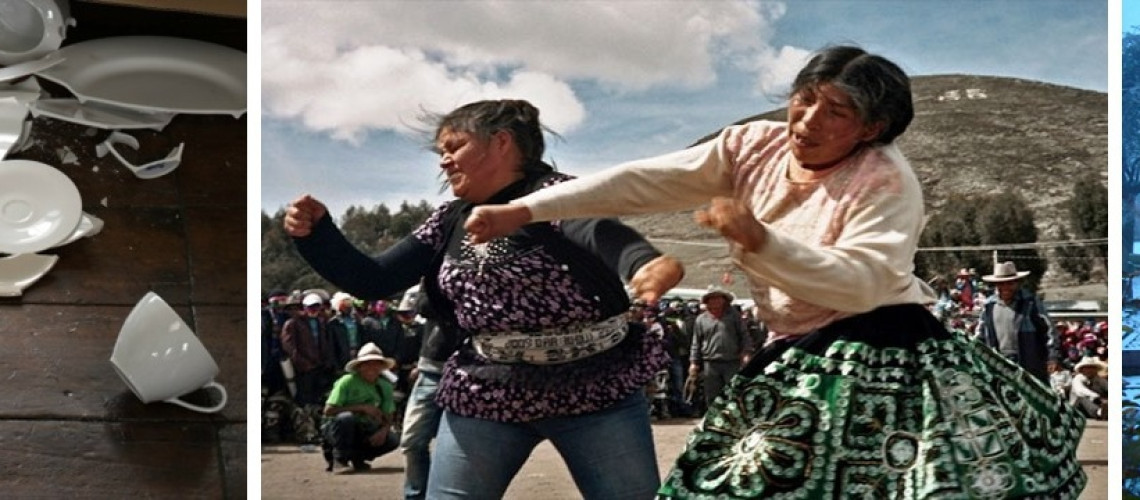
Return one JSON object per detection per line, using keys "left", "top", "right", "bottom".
{"left": 790, "top": 46, "right": 913, "bottom": 145}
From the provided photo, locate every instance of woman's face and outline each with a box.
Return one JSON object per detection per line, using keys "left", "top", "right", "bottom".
{"left": 786, "top": 83, "right": 882, "bottom": 167}
{"left": 436, "top": 128, "right": 500, "bottom": 202}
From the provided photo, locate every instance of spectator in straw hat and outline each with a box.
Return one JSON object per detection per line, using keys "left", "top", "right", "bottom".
{"left": 688, "top": 287, "right": 750, "bottom": 410}
{"left": 975, "top": 261, "right": 1054, "bottom": 382}
{"left": 1068, "top": 356, "right": 1107, "bottom": 419}
{"left": 322, "top": 342, "right": 401, "bottom": 471}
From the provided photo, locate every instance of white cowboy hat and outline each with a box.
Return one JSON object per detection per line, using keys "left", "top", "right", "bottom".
{"left": 345, "top": 342, "right": 396, "bottom": 372}
{"left": 981, "top": 261, "right": 1031, "bottom": 283}
{"left": 1073, "top": 356, "right": 1107, "bottom": 372}
{"left": 301, "top": 293, "right": 323, "bottom": 307}
{"left": 701, "top": 286, "right": 734, "bottom": 303}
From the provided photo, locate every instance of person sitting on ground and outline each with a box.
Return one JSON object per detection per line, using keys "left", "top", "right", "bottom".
{"left": 322, "top": 342, "right": 401, "bottom": 472}
{"left": 1048, "top": 358, "right": 1072, "bottom": 399}
{"left": 1068, "top": 356, "right": 1108, "bottom": 420}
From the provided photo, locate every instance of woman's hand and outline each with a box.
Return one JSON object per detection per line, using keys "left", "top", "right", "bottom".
{"left": 283, "top": 194, "right": 328, "bottom": 238}
{"left": 629, "top": 255, "right": 684, "bottom": 305}
{"left": 695, "top": 197, "right": 766, "bottom": 252}
{"left": 464, "top": 203, "right": 533, "bottom": 244}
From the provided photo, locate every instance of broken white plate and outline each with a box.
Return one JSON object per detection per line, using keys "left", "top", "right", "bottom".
{"left": 95, "top": 131, "right": 184, "bottom": 179}
{"left": 35, "top": 36, "right": 246, "bottom": 116}
{"left": 29, "top": 98, "right": 174, "bottom": 130}
{"left": 0, "top": 253, "right": 58, "bottom": 296}
{"left": 0, "top": 52, "right": 63, "bottom": 82}
{"left": 51, "top": 211, "right": 102, "bottom": 248}
{"left": 0, "top": 159, "right": 82, "bottom": 254}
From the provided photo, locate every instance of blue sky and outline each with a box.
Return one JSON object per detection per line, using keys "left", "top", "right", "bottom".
{"left": 261, "top": 1, "right": 1108, "bottom": 219}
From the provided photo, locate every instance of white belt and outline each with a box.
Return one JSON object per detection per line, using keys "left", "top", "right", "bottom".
{"left": 472, "top": 314, "right": 628, "bottom": 365}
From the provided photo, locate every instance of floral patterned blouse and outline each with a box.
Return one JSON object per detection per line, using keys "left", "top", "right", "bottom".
{"left": 296, "top": 172, "right": 669, "bottom": 422}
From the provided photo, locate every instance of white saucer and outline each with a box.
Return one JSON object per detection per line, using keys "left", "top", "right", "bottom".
{"left": 0, "top": 253, "right": 58, "bottom": 296}
{"left": 35, "top": 36, "right": 246, "bottom": 116}
{"left": 0, "top": 159, "right": 82, "bottom": 254}
{"left": 52, "top": 212, "right": 103, "bottom": 248}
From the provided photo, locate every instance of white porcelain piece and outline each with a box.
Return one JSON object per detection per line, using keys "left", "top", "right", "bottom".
{"left": 0, "top": 0, "right": 72, "bottom": 65}
{"left": 51, "top": 211, "right": 102, "bottom": 248}
{"left": 0, "top": 96, "right": 27, "bottom": 159}
{"left": 29, "top": 98, "right": 174, "bottom": 130}
{"left": 95, "top": 131, "right": 184, "bottom": 179}
{"left": 35, "top": 36, "right": 246, "bottom": 116}
{"left": 0, "top": 51, "right": 63, "bottom": 82}
{"left": 6, "top": 118, "right": 33, "bottom": 156}
{"left": 0, "top": 79, "right": 39, "bottom": 159}
{"left": 0, "top": 159, "right": 82, "bottom": 254}
{"left": 110, "top": 291, "right": 228, "bottom": 413}
{"left": 0, "top": 253, "right": 57, "bottom": 296}
{"left": 0, "top": 76, "right": 42, "bottom": 100}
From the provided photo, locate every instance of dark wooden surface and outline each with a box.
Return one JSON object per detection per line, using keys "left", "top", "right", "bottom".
{"left": 0, "top": 4, "right": 247, "bottom": 498}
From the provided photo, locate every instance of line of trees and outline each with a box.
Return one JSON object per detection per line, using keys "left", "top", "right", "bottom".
{"left": 914, "top": 173, "right": 1106, "bottom": 291}
{"left": 261, "top": 201, "right": 435, "bottom": 297}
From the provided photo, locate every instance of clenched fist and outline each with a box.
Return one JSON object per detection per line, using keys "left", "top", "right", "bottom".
{"left": 694, "top": 197, "right": 766, "bottom": 252}
{"left": 629, "top": 255, "right": 684, "bottom": 305}
{"left": 284, "top": 194, "right": 329, "bottom": 238}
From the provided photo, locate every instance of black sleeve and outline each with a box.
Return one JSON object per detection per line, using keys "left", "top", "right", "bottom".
{"left": 293, "top": 214, "right": 434, "bottom": 300}
{"left": 558, "top": 217, "right": 661, "bottom": 281}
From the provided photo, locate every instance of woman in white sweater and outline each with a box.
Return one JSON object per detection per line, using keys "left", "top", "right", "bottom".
{"left": 465, "top": 45, "right": 1085, "bottom": 499}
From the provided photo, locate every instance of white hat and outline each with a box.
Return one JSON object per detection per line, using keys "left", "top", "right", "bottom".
{"left": 330, "top": 291, "right": 354, "bottom": 310}
{"left": 345, "top": 342, "right": 396, "bottom": 372}
{"left": 701, "top": 286, "right": 734, "bottom": 303}
{"left": 981, "top": 261, "right": 1031, "bottom": 283}
{"left": 1073, "top": 356, "right": 1107, "bottom": 372}
{"left": 302, "top": 293, "right": 323, "bottom": 307}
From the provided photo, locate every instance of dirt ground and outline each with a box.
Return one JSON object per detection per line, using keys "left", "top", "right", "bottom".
{"left": 259, "top": 417, "right": 1107, "bottom": 499}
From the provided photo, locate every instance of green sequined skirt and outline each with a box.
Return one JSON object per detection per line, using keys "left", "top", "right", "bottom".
{"left": 658, "top": 305, "right": 1086, "bottom": 499}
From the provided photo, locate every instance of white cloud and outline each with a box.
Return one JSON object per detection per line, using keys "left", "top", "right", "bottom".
{"left": 261, "top": 0, "right": 786, "bottom": 142}
{"left": 746, "top": 45, "right": 812, "bottom": 97}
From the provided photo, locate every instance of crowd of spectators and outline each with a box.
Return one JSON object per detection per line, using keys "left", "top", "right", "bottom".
{"left": 927, "top": 266, "right": 1108, "bottom": 420}
{"left": 262, "top": 266, "right": 1108, "bottom": 449}
{"left": 261, "top": 288, "right": 425, "bottom": 444}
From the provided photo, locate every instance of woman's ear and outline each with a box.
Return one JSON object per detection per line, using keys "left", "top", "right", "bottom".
{"left": 492, "top": 129, "right": 515, "bottom": 154}
{"left": 860, "top": 121, "right": 886, "bottom": 143}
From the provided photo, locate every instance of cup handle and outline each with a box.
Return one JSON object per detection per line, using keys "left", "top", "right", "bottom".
{"left": 165, "top": 381, "right": 228, "bottom": 413}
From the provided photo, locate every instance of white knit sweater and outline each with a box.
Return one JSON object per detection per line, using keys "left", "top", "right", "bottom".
{"left": 519, "top": 120, "right": 936, "bottom": 338}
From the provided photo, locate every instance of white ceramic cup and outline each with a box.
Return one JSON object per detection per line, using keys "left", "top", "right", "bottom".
{"left": 0, "top": 0, "right": 71, "bottom": 65}
{"left": 110, "top": 292, "right": 228, "bottom": 413}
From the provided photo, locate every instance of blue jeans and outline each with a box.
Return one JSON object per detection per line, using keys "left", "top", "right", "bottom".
{"left": 427, "top": 390, "right": 659, "bottom": 499}
{"left": 400, "top": 370, "right": 442, "bottom": 500}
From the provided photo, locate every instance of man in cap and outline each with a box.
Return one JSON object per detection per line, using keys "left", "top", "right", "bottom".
{"left": 688, "top": 287, "right": 751, "bottom": 410}
{"left": 281, "top": 293, "right": 337, "bottom": 416}
{"left": 323, "top": 342, "right": 401, "bottom": 471}
{"left": 974, "top": 261, "right": 1054, "bottom": 382}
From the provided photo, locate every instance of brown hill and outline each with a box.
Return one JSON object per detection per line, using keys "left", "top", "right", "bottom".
{"left": 622, "top": 75, "right": 1107, "bottom": 300}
